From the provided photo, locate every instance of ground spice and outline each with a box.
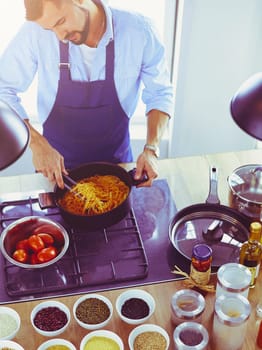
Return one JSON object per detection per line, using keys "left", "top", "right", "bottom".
{"left": 179, "top": 329, "right": 203, "bottom": 346}
{"left": 83, "top": 336, "right": 120, "bottom": 350}
{"left": 134, "top": 331, "right": 167, "bottom": 350}
{"left": 121, "top": 298, "right": 149, "bottom": 319}
{"left": 46, "top": 346, "right": 70, "bottom": 350}
{"left": 33, "top": 306, "right": 68, "bottom": 331}
{"left": 75, "top": 298, "right": 110, "bottom": 324}
{"left": 0, "top": 313, "right": 18, "bottom": 338}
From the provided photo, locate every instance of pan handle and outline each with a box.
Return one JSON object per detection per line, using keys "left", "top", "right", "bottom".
{"left": 128, "top": 168, "right": 149, "bottom": 186}
{"left": 205, "top": 166, "right": 220, "bottom": 205}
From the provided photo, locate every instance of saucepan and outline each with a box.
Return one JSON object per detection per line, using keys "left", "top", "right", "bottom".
{"left": 169, "top": 166, "right": 251, "bottom": 267}
{"left": 228, "top": 164, "right": 262, "bottom": 221}
{"left": 39, "top": 162, "right": 147, "bottom": 230}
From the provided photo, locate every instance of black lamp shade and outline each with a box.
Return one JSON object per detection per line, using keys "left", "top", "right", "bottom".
{"left": 230, "top": 72, "right": 262, "bottom": 141}
{"left": 0, "top": 101, "right": 30, "bottom": 170}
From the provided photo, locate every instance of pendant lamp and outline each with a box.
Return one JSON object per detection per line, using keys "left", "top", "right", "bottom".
{"left": 0, "top": 101, "right": 30, "bottom": 170}
{"left": 231, "top": 72, "right": 262, "bottom": 140}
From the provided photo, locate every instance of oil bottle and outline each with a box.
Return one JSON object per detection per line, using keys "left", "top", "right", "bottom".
{"left": 239, "top": 221, "right": 262, "bottom": 288}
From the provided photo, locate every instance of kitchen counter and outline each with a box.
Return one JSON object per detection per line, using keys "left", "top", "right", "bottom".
{"left": 0, "top": 149, "right": 262, "bottom": 349}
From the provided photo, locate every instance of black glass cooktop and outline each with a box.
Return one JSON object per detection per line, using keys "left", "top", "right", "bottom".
{"left": 0, "top": 179, "right": 185, "bottom": 304}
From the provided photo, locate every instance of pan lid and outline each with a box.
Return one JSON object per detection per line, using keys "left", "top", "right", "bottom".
{"left": 169, "top": 167, "right": 251, "bottom": 267}
{"left": 169, "top": 206, "right": 250, "bottom": 267}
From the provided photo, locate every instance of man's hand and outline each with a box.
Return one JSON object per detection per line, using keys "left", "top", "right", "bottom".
{"left": 25, "top": 120, "right": 67, "bottom": 188}
{"left": 135, "top": 148, "right": 158, "bottom": 187}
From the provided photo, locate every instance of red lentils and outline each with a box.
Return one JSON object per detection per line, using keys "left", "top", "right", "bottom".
{"left": 33, "top": 306, "right": 68, "bottom": 331}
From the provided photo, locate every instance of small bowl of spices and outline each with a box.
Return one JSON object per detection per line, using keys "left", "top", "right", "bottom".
{"left": 115, "top": 289, "right": 155, "bottom": 325}
{"left": 73, "top": 293, "right": 113, "bottom": 330}
{"left": 128, "top": 324, "right": 169, "bottom": 350}
{"left": 37, "top": 338, "right": 76, "bottom": 350}
{"left": 0, "top": 340, "right": 24, "bottom": 350}
{"left": 80, "top": 329, "right": 123, "bottom": 350}
{"left": 0, "top": 306, "right": 21, "bottom": 340}
{"left": 31, "top": 300, "right": 70, "bottom": 337}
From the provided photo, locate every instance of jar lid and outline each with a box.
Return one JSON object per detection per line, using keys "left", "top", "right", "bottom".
{"left": 192, "top": 244, "right": 212, "bottom": 261}
{"left": 215, "top": 294, "right": 251, "bottom": 326}
{"left": 217, "top": 263, "right": 251, "bottom": 292}
{"left": 171, "top": 289, "right": 205, "bottom": 320}
{"left": 173, "top": 321, "right": 209, "bottom": 349}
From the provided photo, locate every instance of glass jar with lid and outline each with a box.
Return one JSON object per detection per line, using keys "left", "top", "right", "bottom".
{"left": 212, "top": 294, "right": 251, "bottom": 350}
{"left": 215, "top": 263, "right": 252, "bottom": 299}
{"left": 171, "top": 289, "right": 205, "bottom": 326}
{"left": 173, "top": 321, "right": 209, "bottom": 350}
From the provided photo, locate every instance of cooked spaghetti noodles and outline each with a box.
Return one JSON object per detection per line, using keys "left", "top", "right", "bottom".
{"left": 58, "top": 175, "right": 129, "bottom": 216}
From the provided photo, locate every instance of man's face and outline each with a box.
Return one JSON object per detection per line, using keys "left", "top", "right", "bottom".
{"left": 36, "top": 0, "right": 89, "bottom": 45}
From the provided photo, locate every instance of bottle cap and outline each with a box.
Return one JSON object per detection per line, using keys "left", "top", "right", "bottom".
{"left": 192, "top": 244, "right": 212, "bottom": 261}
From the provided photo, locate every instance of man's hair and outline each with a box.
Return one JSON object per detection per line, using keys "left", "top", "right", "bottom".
{"left": 24, "top": 0, "right": 45, "bottom": 20}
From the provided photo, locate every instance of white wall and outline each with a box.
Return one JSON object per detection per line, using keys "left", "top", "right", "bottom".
{"left": 169, "top": 0, "right": 260, "bottom": 157}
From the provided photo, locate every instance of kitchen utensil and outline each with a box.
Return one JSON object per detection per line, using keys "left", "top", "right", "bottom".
{"left": 62, "top": 173, "right": 88, "bottom": 202}
{"left": 0, "top": 216, "right": 69, "bottom": 269}
{"left": 228, "top": 164, "right": 262, "bottom": 221}
{"left": 169, "top": 166, "right": 251, "bottom": 267}
{"left": 40, "top": 162, "right": 147, "bottom": 230}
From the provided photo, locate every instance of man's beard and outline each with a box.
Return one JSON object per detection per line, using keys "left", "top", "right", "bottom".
{"left": 65, "top": 8, "right": 89, "bottom": 45}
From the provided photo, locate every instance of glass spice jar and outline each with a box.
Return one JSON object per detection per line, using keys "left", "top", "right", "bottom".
{"left": 173, "top": 321, "right": 209, "bottom": 350}
{"left": 190, "top": 244, "right": 212, "bottom": 285}
{"left": 212, "top": 294, "right": 251, "bottom": 350}
{"left": 171, "top": 289, "right": 205, "bottom": 326}
{"left": 215, "top": 263, "right": 252, "bottom": 299}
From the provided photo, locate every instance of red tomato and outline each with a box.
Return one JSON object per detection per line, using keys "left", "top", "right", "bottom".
{"left": 28, "top": 234, "right": 45, "bottom": 252}
{"left": 37, "top": 246, "right": 57, "bottom": 263}
{"left": 16, "top": 238, "right": 30, "bottom": 251}
{"left": 30, "top": 253, "right": 39, "bottom": 265}
{"left": 33, "top": 224, "right": 64, "bottom": 245}
{"left": 12, "top": 249, "right": 28, "bottom": 263}
{"left": 37, "top": 233, "right": 54, "bottom": 246}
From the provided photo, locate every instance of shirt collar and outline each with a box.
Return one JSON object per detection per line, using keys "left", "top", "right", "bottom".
{"left": 92, "top": 0, "right": 114, "bottom": 46}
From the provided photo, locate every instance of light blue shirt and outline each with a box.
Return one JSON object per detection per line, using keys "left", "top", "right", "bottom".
{"left": 0, "top": 1, "right": 174, "bottom": 124}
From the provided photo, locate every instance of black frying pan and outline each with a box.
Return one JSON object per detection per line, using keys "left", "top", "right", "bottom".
{"left": 53, "top": 162, "right": 146, "bottom": 230}
{"left": 169, "top": 166, "right": 252, "bottom": 267}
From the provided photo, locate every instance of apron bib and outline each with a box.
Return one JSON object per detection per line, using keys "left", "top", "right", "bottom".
{"left": 43, "top": 38, "right": 132, "bottom": 169}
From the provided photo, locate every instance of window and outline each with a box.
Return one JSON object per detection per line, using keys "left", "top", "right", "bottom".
{"left": 0, "top": 1, "right": 176, "bottom": 155}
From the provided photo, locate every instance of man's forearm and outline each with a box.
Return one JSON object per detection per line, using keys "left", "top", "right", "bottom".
{"left": 146, "top": 109, "right": 169, "bottom": 147}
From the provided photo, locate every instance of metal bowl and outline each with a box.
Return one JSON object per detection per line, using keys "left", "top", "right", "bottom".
{"left": 0, "top": 216, "right": 69, "bottom": 269}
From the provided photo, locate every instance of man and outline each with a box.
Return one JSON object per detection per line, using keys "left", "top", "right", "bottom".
{"left": 0, "top": 0, "right": 174, "bottom": 188}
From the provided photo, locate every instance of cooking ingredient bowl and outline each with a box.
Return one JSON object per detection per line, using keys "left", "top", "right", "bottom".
{"left": 115, "top": 289, "right": 155, "bottom": 325}
{"left": 0, "top": 216, "right": 69, "bottom": 268}
{"left": 128, "top": 324, "right": 170, "bottom": 350}
{"left": 31, "top": 300, "right": 70, "bottom": 337}
{"left": 37, "top": 338, "right": 76, "bottom": 350}
{"left": 80, "top": 330, "right": 124, "bottom": 350}
{"left": 73, "top": 293, "right": 113, "bottom": 330}
{"left": 0, "top": 340, "right": 24, "bottom": 350}
{"left": 0, "top": 306, "right": 21, "bottom": 340}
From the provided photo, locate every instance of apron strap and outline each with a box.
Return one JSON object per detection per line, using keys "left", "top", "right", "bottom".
{"left": 59, "top": 41, "right": 71, "bottom": 81}
{"left": 105, "top": 39, "right": 115, "bottom": 81}
{"left": 58, "top": 38, "right": 115, "bottom": 83}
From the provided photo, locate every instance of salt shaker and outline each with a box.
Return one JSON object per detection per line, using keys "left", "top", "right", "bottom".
{"left": 215, "top": 263, "right": 252, "bottom": 299}
{"left": 212, "top": 294, "right": 251, "bottom": 350}
{"left": 173, "top": 321, "right": 209, "bottom": 350}
{"left": 171, "top": 289, "right": 205, "bottom": 326}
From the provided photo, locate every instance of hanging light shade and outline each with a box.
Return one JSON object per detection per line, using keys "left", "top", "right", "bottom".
{"left": 230, "top": 72, "right": 262, "bottom": 141}
{"left": 0, "top": 101, "right": 30, "bottom": 170}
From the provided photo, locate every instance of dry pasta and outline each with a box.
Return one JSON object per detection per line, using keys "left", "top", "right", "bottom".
{"left": 58, "top": 175, "right": 129, "bottom": 216}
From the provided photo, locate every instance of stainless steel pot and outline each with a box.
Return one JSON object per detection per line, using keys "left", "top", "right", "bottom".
{"left": 228, "top": 164, "right": 262, "bottom": 221}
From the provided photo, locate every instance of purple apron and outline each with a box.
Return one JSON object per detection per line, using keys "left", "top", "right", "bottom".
{"left": 43, "top": 38, "right": 133, "bottom": 169}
